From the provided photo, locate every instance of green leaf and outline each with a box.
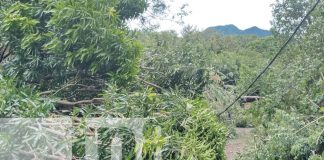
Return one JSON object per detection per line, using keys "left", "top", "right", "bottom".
{"left": 320, "top": 107, "right": 324, "bottom": 113}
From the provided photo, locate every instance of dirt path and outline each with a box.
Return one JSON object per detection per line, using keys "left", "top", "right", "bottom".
{"left": 225, "top": 128, "right": 253, "bottom": 160}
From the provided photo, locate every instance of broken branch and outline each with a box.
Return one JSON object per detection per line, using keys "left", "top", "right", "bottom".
{"left": 56, "top": 98, "right": 105, "bottom": 107}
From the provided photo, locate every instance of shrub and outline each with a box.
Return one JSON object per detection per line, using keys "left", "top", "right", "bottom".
{"left": 0, "top": 76, "right": 54, "bottom": 117}
{"left": 68, "top": 86, "right": 228, "bottom": 159}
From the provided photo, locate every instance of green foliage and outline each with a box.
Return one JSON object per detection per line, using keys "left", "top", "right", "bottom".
{"left": 0, "top": 76, "right": 54, "bottom": 117}
{"left": 246, "top": 36, "right": 280, "bottom": 55}
{"left": 138, "top": 30, "right": 213, "bottom": 97}
{"left": 117, "top": 0, "right": 148, "bottom": 20}
{"left": 309, "top": 153, "right": 324, "bottom": 160}
{"left": 89, "top": 86, "right": 228, "bottom": 159}
{"left": 0, "top": 0, "right": 144, "bottom": 91}
{"left": 240, "top": 110, "right": 324, "bottom": 160}
{"left": 239, "top": 1, "right": 324, "bottom": 159}
{"left": 45, "top": 0, "right": 142, "bottom": 82}
{"left": 271, "top": 0, "right": 312, "bottom": 37}
{"left": 0, "top": 0, "right": 230, "bottom": 159}
{"left": 0, "top": 0, "right": 322, "bottom": 159}
{"left": 138, "top": 29, "right": 260, "bottom": 98}
{"left": 232, "top": 108, "right": 253, "bottom": 128}
{"left": 213, "top": 49, "right": 267, "bottom": 87}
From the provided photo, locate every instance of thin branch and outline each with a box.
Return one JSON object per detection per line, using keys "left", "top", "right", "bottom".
{"left": 0, "top": 42, "right": 9, "bottom": 63}
{"left": 241, "top": 96, "right": 262, "bottom": 100}
{"left": 295, "top": 116, "right": 324, "bottom": 134}
{"left": 290, "top": 85, "right": 320, "bottom": 108}
{"left": 53, "top": 83, "right": 84, "bottom": 95}
{"left": 137, "top": 77, "right": 165, "bottom": 91}
{"left": 320, "top": 72, "right": 324, "bottom": 81}
{"left": 39, "top": 90, "right": 55, "bottom": 96}
{"left": 140, "top": 65, "right": 155, "bottom": 70}
{"left": 317, "top": 128, "right": 324, "bottom": 145}
{"left": 40, "top": 85, "right": 99, "bottom": 96}
{"left": 56, "top": 98, "right": 104, "bottom": 107}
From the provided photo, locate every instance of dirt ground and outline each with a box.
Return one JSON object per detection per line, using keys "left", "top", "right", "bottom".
{"left": 225, "top": 128, "right": 253, "bottom": 160}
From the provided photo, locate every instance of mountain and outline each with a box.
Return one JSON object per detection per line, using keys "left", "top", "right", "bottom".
{"left": 242, "top": 26, "right": 272, "bottom": 37}
{"left": 206, "top": 24, "right": 271, "bottom": 37}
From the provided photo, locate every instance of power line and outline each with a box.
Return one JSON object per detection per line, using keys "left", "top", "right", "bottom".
{"left": 217, "top": 0, "right": 321, "bottom": 116}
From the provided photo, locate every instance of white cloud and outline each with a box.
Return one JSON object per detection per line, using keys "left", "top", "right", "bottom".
{"left": 158, "top": 0, "right": 276, "bottom": 32}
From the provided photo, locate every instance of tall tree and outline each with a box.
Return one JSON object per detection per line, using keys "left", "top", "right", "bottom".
{"left": 0, "top": 0, "right": 161, "bottom": 99}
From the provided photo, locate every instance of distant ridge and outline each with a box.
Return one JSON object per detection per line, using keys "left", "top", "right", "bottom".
{"left": 206, "top": 24, "right": 272, "bottom": 37}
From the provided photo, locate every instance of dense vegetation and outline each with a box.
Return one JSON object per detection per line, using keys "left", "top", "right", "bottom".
{"left": 0, "top": 0, "right": 323, "bottom": 159}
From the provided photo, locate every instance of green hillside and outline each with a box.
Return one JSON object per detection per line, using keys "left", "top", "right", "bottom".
{"left": 207, "top": 24, "right": 272, "bottom": 37}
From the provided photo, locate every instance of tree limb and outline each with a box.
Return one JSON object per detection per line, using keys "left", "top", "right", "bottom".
{"left": 241, "top": 96, "right": 261, "bottom": 100}
{"left": 0, "top": 42, "right": 10, "bottom": 63}
{"left": 39, "top": 90, "right": 55, "bottom": 96}
{"left": 40, "top": 84, "right": 99, "bottom": 96}
{"left": 140, "top": 65, "right": 155, "bottom": 70}
{"left": 56, "top": 98, "right": 105, "bottom": 107}
{"left": 137, "top": 77, "right": 165, "bottom": 91}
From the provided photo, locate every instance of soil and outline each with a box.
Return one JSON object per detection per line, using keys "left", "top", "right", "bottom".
{"left": 225, "top": 128, "right": 253, "bottom": 160}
